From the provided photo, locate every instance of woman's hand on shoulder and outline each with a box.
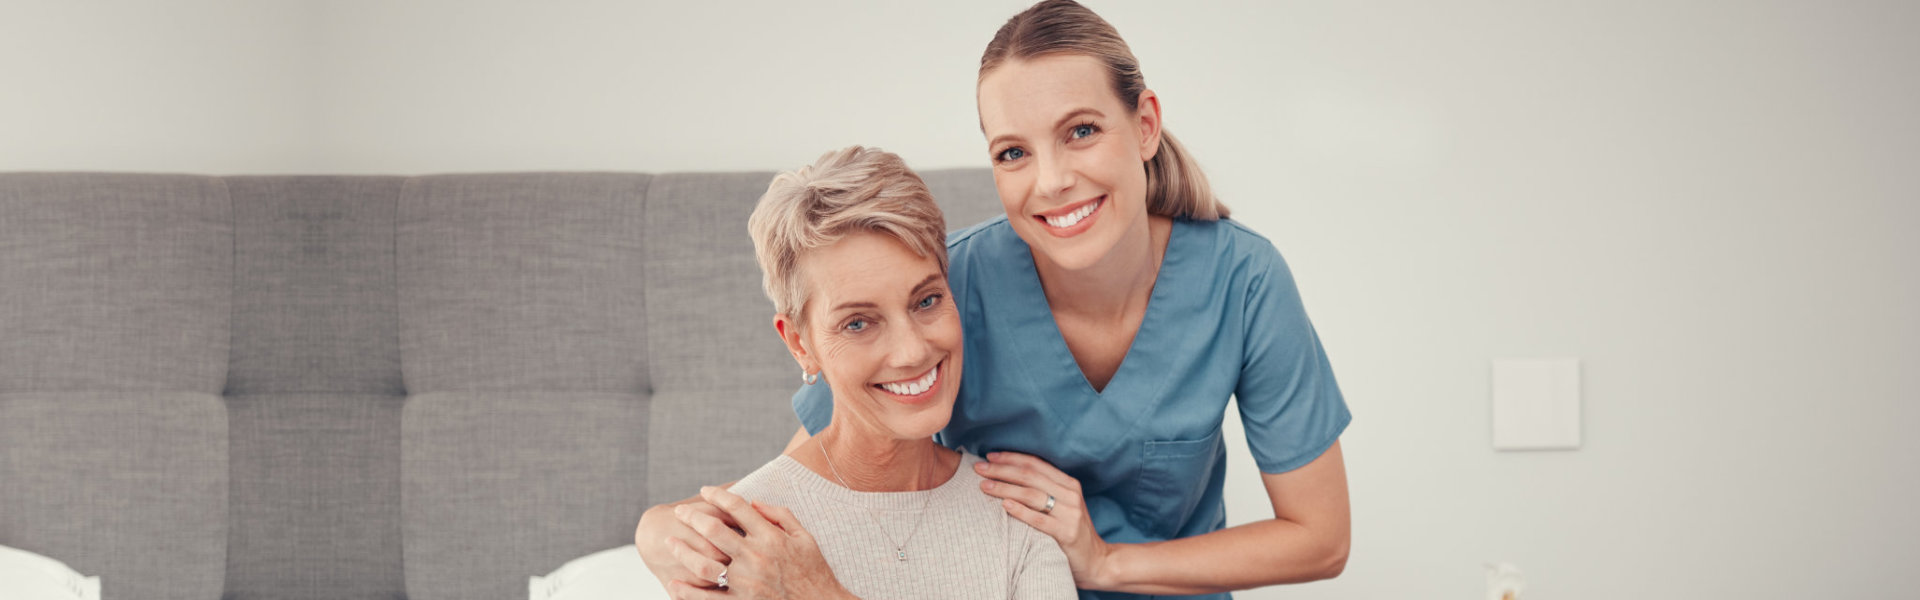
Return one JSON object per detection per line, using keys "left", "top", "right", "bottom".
{"left": 636, "top": 498, "right": 732, "bottom": 590}
{"left": 977, "top": 452, "right": 1117, "bottom": 589}
{"left": 666, "top": 485, "right": 856, "bottom": 600}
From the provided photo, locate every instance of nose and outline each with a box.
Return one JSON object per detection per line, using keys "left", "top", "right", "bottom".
{"left": 885, "top": 317, "right": 935, "bottom": 372}
{"left": 1035, "top": 149, "right": 1075, "bottom": 200}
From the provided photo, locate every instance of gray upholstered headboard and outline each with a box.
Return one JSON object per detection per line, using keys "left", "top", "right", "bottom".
{"left": 0, "top": 168, "right": 1003, "bottom": 600}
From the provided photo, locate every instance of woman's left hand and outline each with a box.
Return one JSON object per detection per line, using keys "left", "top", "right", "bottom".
{"left": 977, "top": 451, "right": 1114, "bottom": 587}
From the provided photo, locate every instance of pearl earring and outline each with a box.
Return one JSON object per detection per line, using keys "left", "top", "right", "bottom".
{"left": 802, "top": 370, "right": 820, "bottom": 385}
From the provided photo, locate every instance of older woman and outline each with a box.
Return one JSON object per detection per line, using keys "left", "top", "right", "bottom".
{"left": 659, "top": 146, "right": 1075, "bottom": 600}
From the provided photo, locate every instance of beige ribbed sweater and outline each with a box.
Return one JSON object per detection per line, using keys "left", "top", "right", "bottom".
{"left": 728, "top": 451, "right": 1077, "bottom": 600}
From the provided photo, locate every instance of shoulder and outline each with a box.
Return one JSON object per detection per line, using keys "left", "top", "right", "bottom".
{"left": 945, "top": 214, "right": 1010, "bottom": 248}
{"left": 726, "top": 455, "right": 802, "bottom": 506}
{"left": 942, "top": 215, "right": 1020, "bottom": 295}
{"left": 943, "top": 452, "right": 1008, "bottom": 516}
{"left": 945, "top": 214, "right": 1019, "bottom": 262}
{"left": 1186, "top": 217, "right": 1283, "bottom": 265}
{"left": 946, "top": 453, "right": 1056, "bottom": 549}
{"left": 946, "top": 451, "right": 990, "bottom": 489}
{"left": 1177, "top": 217, "right": 1293, "bottom": 292}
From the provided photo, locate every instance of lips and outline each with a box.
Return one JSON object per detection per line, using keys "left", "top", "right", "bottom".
{"left": 1033, "top": 195, "right": 1105, "bottom": 236}
{"left": 871, "top": 360, "right": 943, "bottom": 403}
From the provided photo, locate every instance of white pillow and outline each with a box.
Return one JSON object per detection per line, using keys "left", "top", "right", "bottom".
{"left": 0, "top": 544, "right": 101, "bottom": 600}
{"left": 530, "top": 545, "right": 670, "bottom": 600}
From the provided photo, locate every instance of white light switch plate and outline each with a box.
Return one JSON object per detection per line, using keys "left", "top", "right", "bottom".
{"left": 1491, "top": 358, "right": 1581, "bottom": 450}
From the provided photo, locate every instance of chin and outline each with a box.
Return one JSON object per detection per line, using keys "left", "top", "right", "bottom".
{"left": 905, "top": 404, "right": 957, "bottom": 440}
{"left": 880, "top": 399, "right": 956, "bottom": 442}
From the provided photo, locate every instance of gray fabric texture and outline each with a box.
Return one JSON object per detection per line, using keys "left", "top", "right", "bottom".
{"left": 228, "top": 176, "right": 405, "bottom": 396}
{"left": 225, "top": 176, "right": 409, "bottom": 600}
{"left": 396, "top": 173, "right": 651, "bottom": 394}
{"left": 0, "top": 167, "right": 1003, "bottom": 600}
{"left": 918, "top": 168, "right": 1006, "bottom": 233}
{"left": 397, "top": 173, "right": 655, "bottom": 600}
{"left": 401, "top": 391, "right": 648, "bottom": 600}
{"left": 641, "top": 172, "right": 801, "bottom": 505}
{"left": 0, "top": 391, "right": 229, "bottom": 600}
{"left": 225, "top": 393, "right": 405, "bottom": 600}
{"left": 0, "top": 173, "right": 232, "bottom": 395}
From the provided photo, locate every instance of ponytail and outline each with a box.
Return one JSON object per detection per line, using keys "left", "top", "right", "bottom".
{"left": 1145, "top": 130, "right": 1227, "bottom": 220}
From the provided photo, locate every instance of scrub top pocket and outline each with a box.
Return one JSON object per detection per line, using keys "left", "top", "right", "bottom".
{"left": 1129, "top": 426, "right": 1225, "bottom": 540}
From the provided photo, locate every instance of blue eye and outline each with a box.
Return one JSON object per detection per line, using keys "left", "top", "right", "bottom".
{"left": 844, "top": 319, "right": 868, "bottom": 332}
{"left": 997, "top": 147, "right": 1026, "bottom": 162}
{"left": 1071, "top": 124, "right": 1096, "bottom": 139}
{"left": 917, "top": 293, "right": 941, "bottom": 309}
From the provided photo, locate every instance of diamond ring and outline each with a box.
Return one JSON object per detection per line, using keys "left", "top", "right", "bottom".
{"left": 715, "top": 567, "right": 728, "bottom": 589}
{"left": 1042, "top": 494, "right": 1056, "bottom": 514}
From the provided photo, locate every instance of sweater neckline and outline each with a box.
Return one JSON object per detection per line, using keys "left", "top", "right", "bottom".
{"left": 770, "top": 452, "right": 979, "bottom": 511}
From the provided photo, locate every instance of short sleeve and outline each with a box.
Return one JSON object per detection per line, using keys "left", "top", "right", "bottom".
{"left": 1235, "top": 242, "right": 1352, "bottom": 474}
{"left": 790, "top": 380, "right": 832, "bottom": 436}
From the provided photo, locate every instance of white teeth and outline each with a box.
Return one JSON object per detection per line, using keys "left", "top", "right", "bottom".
{"left": 879, "top": 365, "right": 938, "bottom": 396}
{"left": 1042, "top": 199, "right": 1099, "bottom": 229}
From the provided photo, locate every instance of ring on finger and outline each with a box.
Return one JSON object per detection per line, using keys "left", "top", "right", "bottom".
{"left": 716, "top": 567, "right": 728, "bottom": 589}
{"left": 1041, "top": 494, "right": 1056, "bottom": 514}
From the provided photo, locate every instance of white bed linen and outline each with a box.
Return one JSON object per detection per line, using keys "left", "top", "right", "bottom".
{"left": 0, "top": 543, "right": 100, "bottom": 600}
{"left": 530, "top": 545, "right": 670, "bottom": 600}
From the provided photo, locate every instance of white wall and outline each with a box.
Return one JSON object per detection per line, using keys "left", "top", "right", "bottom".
{"left": 6, "top": 1, "right": 1917, "bottom": 598}
{"left": 0, "top": 0, "right": 324, "bottom": 172}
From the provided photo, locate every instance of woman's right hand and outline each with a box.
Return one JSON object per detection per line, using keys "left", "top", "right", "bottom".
{"left": 635, "top": 499, "right": 734, "bottom": 589}
{"left": 665, "top": 485, "right": 854, "bottom": 600}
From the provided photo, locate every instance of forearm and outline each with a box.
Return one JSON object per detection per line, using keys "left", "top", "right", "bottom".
{"left": 1090, "top": 517, "right": 1347, "bottom": 595}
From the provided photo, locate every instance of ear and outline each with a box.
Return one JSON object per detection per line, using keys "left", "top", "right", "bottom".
{"left": 773, "top": 313, "right": 814, "bottom": 375}
{"left": 1134, "top": 88, "right": 1164, "bottom": 162}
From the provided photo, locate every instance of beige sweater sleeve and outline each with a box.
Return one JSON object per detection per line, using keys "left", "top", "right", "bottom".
{"left": 1009, "top": 513, "right": 1079, "bottom": 600}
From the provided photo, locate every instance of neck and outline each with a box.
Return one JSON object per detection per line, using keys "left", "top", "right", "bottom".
{"left": 795, "top": 425, "right": 954, "bottom": 492}
{"left": 1033, "top": 214, "right": 1174, "bottom": 321}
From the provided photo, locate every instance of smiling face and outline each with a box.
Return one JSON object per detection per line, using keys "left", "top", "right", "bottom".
{"left": 978, "top": 53, "right": 1162, "bottom": 272}
{"left": 776, "top": 231, "right": 962, "bottom": 443}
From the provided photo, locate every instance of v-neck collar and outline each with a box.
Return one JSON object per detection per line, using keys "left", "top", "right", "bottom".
{"left": 998, "top": 218, "right": 1195, "bottom": 459}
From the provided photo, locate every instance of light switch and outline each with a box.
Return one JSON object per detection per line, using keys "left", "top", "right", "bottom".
{"left": 1491, "top": 358, "right": 1581, "bottom": 450}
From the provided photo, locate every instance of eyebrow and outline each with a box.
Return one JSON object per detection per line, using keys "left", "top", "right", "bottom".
{"left": 985, "top": 107, "right": 1106, "bottom": 150}
{"left": 827, "top": 273, "right": 945, "bottom": 313}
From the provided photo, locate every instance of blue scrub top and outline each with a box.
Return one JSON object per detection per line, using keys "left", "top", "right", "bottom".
{"left": 793, "top": 215, "right": 1351, "bottom": 600}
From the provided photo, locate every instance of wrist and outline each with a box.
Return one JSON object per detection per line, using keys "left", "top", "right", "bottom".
{"left": 637, "top": 505, "right": 675, "bottom": 549}
{"left": 1086, "top": 541, "right": 1130, "bottom": 590}
{"left": 638, "top": 503, "right": 670, "bottom": 530}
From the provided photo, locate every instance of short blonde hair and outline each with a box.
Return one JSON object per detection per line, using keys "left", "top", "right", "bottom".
{"left": 748, "top": 146, "right": 948, "bottom": 330}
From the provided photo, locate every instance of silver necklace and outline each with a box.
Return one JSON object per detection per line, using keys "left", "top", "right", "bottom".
{"left": 817, "top": 442, "right": 936, "bottom": 562}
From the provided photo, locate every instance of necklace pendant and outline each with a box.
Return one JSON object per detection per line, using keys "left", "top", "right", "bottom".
{"left": 896, "top": 549, "right": 907, "bottom": 562}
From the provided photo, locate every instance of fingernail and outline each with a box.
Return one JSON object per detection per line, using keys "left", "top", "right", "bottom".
{"left": 982, "top": 480, "right": 995, "bottom": 490}
{"left": 673, "top": 505, "right": 687, "bottom": 517}
{"left": 974, "top": 461, "right": 988, "bottom": 471}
